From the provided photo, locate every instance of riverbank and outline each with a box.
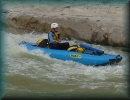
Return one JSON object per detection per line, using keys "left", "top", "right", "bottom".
{"left": 3, "top": 2, "right": 129, "bottom": 48}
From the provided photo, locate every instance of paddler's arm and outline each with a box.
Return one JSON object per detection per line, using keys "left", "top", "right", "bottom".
{"left": 48, "top": 32, "right": 54, "bottom": 43}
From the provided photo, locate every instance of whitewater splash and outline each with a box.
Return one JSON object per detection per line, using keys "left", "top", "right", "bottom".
{"left": 2, "top": 32, "right": 128, "bottom": 98}
{"left": 1, "top": 0, "right": 129, "bottom": 98}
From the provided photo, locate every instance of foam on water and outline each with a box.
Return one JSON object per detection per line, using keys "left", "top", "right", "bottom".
{"left": 5, "top": 32, "right": 129, "bottom": 97}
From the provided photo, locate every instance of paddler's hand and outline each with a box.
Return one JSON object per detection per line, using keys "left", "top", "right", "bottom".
{"left": 58, "top": 40, "right": 61, "bottom": 42}
{"left": 54, "top": 40, "right": 62, "bottom": 43}
{"left": 54, "top": 40, "right": 60, "bottom": 43}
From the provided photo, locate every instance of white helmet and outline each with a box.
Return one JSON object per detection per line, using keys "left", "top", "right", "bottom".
{"left": 51, "top": 23, "right": 58, "bottom": 29}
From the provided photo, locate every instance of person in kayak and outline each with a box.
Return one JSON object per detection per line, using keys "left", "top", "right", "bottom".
{"left": 48, "top": 23, "right": 70, "bottom": 50}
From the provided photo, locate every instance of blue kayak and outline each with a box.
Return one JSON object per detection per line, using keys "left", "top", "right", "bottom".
{"left": 18, "top": 41, "right": 122, "bottom": 66}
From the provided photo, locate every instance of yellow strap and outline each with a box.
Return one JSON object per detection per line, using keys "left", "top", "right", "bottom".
{"left": 67, "top": 46, "right": 78, "bottom": 51}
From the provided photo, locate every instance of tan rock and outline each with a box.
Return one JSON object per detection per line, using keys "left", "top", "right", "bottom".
{"left": 5, "top": 4, "right": 128, "bottom": 47}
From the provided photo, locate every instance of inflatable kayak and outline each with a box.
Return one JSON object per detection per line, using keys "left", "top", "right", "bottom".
{"left": 18, "top": 41, "right": 122, "bottom": 66}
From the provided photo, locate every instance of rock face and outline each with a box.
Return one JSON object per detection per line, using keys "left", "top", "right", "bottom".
{"left": 4, "top": 4, "right": 129, "bottom": 48}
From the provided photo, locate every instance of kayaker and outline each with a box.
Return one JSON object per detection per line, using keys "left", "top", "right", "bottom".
{"left": 48, "top": 23, "right": 70, "bottom": 50}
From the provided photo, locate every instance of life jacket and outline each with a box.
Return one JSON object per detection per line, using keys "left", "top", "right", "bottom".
{"left": 48, "top": 31, "right": 60, "bottom": 43}
{"left": 53, "top": 32, "right": 60, "bottom": 41}
{"left": 36, "top": 39, "right": 49, "bottom": 48}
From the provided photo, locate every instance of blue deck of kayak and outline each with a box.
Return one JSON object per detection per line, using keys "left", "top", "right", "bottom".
{"left": 18, "top": 41, "right": 122, "bottom": 66}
